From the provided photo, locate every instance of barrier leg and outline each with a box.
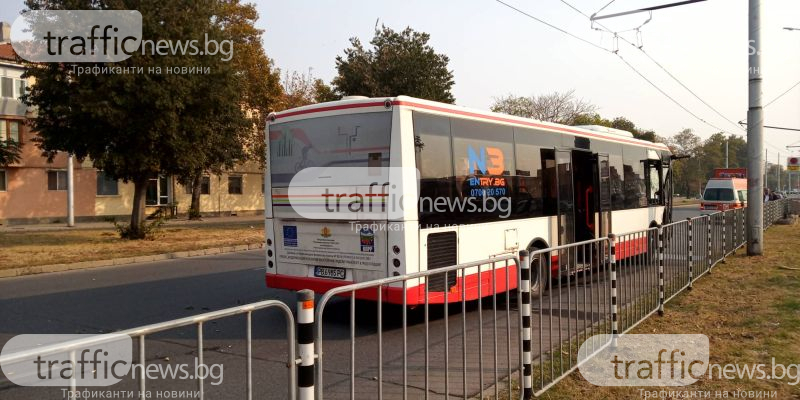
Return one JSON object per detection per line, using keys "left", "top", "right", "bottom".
{"left": 519, "top": 250, "right": 533, "bottom": 400}
{"left": 707, "top": 215, "right": 712, "bottom": 273}
{"left": 687, "top": 218, "right": 693, "bottom": 290}
{"left": 297, "top": 290, "right": 315, "bottom": 400}
{"left": 658, "top": 226, "right": 665, "bottom": 316}
{"left": 609, "top": 235, "right": 618, "bottom": 347}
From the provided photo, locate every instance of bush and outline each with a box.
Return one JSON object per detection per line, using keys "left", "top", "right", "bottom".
{"left": 109, "top": 211, "right": 166, "bottom": 240}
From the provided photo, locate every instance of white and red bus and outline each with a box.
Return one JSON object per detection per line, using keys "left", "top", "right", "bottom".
{"left": 264, "top": 96, "right": 673, "bottom": 304}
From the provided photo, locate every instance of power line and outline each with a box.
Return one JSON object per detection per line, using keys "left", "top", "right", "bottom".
{"left": 499, "top": 0, "right": 740, "bottom": 135}
{"left": 591, "top": 0, "right": 708, "bottom": 21}
{"left": 615, "top": 53, "right": 731, "bottom": 134}
{"left": 559, "top": 0, "right": 744, "bottom": 134}
{"left": 764, "top": 79, "right": 800, "bottom": 108}
{"left": 494, "top": 0, "right": 613, "bottom": 54}
{"left": 593, "top": 0, "right": 618, "bottom": 17}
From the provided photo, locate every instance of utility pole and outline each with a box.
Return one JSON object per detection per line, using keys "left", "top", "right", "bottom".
{"left": 67, "top": 153, "right": 75, "bottom": 227}
{"left": 777, "top": 152, "right": 781, "bottom": 190}
{"left": 746, "top": 0, "right": 764, "bottom": 255}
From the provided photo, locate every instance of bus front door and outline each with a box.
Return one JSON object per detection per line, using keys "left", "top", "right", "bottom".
{"left": 555, "top": 149, "right": 575, "bottom": 247}
{"left": 596, "top": 153, "right": 612, "bottom": 238}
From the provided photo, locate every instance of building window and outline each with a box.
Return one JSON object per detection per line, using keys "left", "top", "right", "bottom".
{"left": 0, "top": 169, "right": 6, "bottom": 191}
{"left": 228, "top": 176, "right": 243, "bottom": 195}
{"left": 96, "top": 171, "right": 119, "bottom": 196}
{"left": 184, "top": 176, "right": 210, "bottom": 195}
{"left": 47, "top": 170, "right": 68, "bottom": 191}
{"left": 0, "top": 78, "right": 25, "bottom": 100}
{"left": 16, "top": 80, "right": 26, "bottom": 99}
{"left": 1, "top": 77, "right": 12, "bottom": 98}
{"left": 0, "top": 120, "right": 21, "bottom": 143}
{"left": 8, "top": 121, "right": 19, "bottom": 143}
{"left": 146, "top": 176, "right": 170, "bottom": 206}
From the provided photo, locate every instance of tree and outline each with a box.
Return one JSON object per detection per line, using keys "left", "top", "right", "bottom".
{"left": 217, "top": 0, "right": 283, "bottom": 166}
{"left": 666, "top": 129, "right": 704, "bottom": 196}
{"left": 180, "top": 0, "right": 281, "bottom": 220}
{"left": 491, "top": 90, "right": 597, "bottom": 125}
{"left": 24, "top": 0, "right": 255, "bottom": 237}
{"left": 571, "top": 113, "right": 611, "bottom": 127}
{"left": 0, "top": 141, "right": 20, "bottom": 166}
{"left": 279, "top": 70, "right": 338, "bottom": 110}
{"left": 332, "top": 26, "right": 455, "bottom": 103}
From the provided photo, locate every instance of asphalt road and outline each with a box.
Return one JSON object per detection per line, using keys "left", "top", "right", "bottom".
{"left": 0, "top": 206, "right": 706, "bottom": 399}
{"left": 672, "top": 203, "right": 710, "bottom": 221}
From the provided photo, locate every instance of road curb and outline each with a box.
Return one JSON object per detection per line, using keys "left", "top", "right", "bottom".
{"left": 0, "top": 243, "right": 265, "bottom": 279}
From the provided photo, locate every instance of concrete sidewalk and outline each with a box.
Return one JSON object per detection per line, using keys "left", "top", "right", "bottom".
{"left": 0, "top": 214, "right": 264, "bottom": 233}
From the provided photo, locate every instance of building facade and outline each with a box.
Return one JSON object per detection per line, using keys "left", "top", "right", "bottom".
{"left": 0, "top": 28, "right": 265, "bottom": 225}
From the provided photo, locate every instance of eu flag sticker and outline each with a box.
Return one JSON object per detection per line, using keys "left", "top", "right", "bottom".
{"left": 283, "top": 225, "right": 298, "bottom": 247}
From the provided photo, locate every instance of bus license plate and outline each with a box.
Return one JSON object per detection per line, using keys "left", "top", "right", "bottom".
{"left": 314, "top": 266, "right": 346, "bottom": 280}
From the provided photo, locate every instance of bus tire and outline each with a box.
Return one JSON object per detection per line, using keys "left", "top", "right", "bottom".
{"left": 643, "top": 222, "right": 659, "bottom": 265}
{"left": 528, "top": 243, "right": 550, "bottom": 298}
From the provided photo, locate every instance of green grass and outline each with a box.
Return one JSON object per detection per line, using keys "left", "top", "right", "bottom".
{"left": 525, "top": 225, "right": 800, "bottom": 399}
{"left": 0, "top": 222, "right": 264, "bottom": 269}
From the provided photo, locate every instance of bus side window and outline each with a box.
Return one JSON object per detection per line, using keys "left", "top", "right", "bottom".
{"left": 540, "top": 149, "right": 557, "bottom": 216}
{"left": 413, "top": 112, "right": 455, "bottom": 227}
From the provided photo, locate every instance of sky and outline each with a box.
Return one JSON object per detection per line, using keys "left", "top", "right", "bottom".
{"left": 3, "top": 0, "right": 799, "bottom": 166}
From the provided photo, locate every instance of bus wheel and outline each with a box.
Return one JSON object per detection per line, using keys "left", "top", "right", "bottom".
{"left": 529, "top": 246, "right": 550, "bottom": 298}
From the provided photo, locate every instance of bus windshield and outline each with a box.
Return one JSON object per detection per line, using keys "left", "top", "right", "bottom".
{"left": 268, "top": 112, "right": 392, "bottom": 187}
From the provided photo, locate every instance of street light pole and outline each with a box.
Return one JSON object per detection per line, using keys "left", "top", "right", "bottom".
{"left": 746, "top": 0, "right": 764, "bottom": 255}
{"left": 67, "top": 153, "right": 75, "bottom": 227}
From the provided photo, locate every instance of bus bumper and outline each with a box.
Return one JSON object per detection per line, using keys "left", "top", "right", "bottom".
{"left": 266, "top": 264, "right": 518, "bottom": 305}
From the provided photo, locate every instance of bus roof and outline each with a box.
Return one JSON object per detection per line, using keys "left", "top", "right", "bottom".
{"left": 271, "top": 95, "right": 671, "bottom": 151}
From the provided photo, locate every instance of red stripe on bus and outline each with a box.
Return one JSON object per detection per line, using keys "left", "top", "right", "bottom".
{"left": 266, "top": 264, "right": 518, "bottom": 305}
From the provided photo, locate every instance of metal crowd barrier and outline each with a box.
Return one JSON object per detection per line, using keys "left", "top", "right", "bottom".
{"left": 529, "top": 238, "right": 612, "bottom": 395}
{"left": 528, "top": 207, "right": 757, "bottom": 397}
{"left": 314, "top": 254, "right": 524, "bottom": 400}
{"left": 4, "top": 201, "right": 794, "bottom": 400}
{"left": 0, "top": 300, "right": 298, "bottom": 400}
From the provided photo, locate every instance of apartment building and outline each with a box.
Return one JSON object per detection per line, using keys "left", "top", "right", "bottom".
{"left": 0, "top": 23, "right": 264, "bottom": 225}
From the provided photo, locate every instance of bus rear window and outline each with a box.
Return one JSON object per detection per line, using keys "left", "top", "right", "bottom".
{"left": 703, "top": 188, "right": 735, "bottom": 201}
{"left": 268, "top": 112, "right": 391, "bottom": 186}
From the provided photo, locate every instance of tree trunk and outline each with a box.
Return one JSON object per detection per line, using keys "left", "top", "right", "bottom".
{"left": 189, "top": 170, "right": 203, "bottom": 220}
{"left": 130, "top": 176, "right": 149, "bottom": 239}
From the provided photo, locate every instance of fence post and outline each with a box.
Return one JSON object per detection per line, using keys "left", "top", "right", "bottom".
{"left": 707, "top": 215, "right": 712, "bottom": 273}
{"left": 732, "top": 209, "right": 737, "bottom": 251}
{"left": 657, "top": 226, "right": 665, "bottom": 316}
{"left": 297, "top": 290, "right": 315, "bottom": 400}
{"left": 687, "top": 218, "right": 693, "bottom": 290}
{"left": 721, "top": 211, "right": 727, "bottom": 261}
{"left": 609, "top": 234, "right": 618, "bottom": 347}
{"left": 741, "top": 207, "right": 746, "bottom": 246}
{"left": 519, "top": 250, "right": 533, "bottom": 400}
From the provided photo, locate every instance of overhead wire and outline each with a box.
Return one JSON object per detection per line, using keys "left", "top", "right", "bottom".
{"left": 495, "top": 0, "right": 613, "bottom": 54}
{"left": 497, "top": 0, "right": 735, "bottom": 135}
{"left": 559, "top": 0, "right": 744, "bottom": 134}
{"left": 763, "top": 79, "right": 800, "bottom": 108}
